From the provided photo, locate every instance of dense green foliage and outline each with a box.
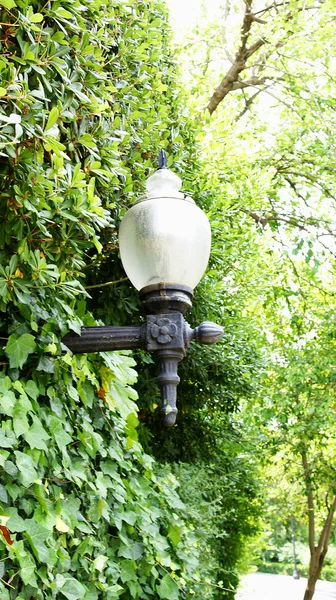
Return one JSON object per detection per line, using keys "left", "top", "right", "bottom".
{"left": 172, "top": 430, "right": 261, "bottom": 597}
{"left": 0, "top": 1, "right": 209, "bottom": 598}
{"left": 255, "top": 534, "right": 336, "bottom": 581}
{"left": 0, "top": 0, "right": 263, "bottom": 598}
{"left": 173, "top": 1, "right": 336, "bottom": 596}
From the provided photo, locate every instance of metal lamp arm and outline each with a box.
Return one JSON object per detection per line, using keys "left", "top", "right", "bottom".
{"left": 62, "top": 317, "right": 223, "bottom": 426}
{"left": 62, "top": 325, "right": 146, "bottom": 354}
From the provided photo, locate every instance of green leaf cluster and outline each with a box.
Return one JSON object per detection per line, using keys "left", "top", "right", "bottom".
{"left": 0, "top": 355, "right": 199, "bottom": 599}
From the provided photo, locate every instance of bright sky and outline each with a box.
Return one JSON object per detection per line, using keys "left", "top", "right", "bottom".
{"left": 166, "top": 0, "right": 220, "bottom": 40}
{"left": 166, "top": 0, "right": 202, "bottom": 33}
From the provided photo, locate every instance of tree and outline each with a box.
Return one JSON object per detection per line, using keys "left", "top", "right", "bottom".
{"left": 178, "top": 0, "right": 336, "bottom": 253}
{"left": 246, "top": 269, "right": 336, "bottom": 599}
{"left": 205, "top": 0, "right": 330, "bottom": 115}
{"left": 170, "top": 1, "right": 336, "bottom": 593}
{"left": 170, "top": 2, "right": 336, "bottom": 595}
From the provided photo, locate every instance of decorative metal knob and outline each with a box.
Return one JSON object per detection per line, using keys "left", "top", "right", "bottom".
{"left": 191, "top": 321, "right": 224, "bottom": 345}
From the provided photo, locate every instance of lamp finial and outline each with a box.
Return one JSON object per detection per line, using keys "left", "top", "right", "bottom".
{"left": 158, "top": 149, "right": 168, "bottom": 169}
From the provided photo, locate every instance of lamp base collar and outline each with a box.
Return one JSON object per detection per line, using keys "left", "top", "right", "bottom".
{"left": 139, "top": 283, "right": 193, "bottom": 314}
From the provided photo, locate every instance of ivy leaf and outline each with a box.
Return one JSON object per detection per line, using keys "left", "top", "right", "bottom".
{"left": 0, "top": 559, "right": 8, "bottom": 577}
{"left": 25, "top": 380, "right": 39, "bottom": 400}
{"left": 157, "top": 574, "right": 179, "bottom": 600}
{"left": 104, "top": 585, "right": 123, "bottom": 595}
{"left": 0, "top": 429, "right": 16, "bottom": 448}
{"left": 60, "top": 578, "right": 87, "bottom": 600}
{"left": 14, "top": 451, "right": 38, "bottom": 486}
{"left": 0, "top": 394, "right": 15, "bottom": 416}
{"left": 7, "top": 514, "right": 26, "bottom": 532}
{"left": 25, "top": 417, "right": 50, "bottom": 451}
{"left": 0, "top": 484, "right": 8, "bottom": 502}
{"left": 82, "top": 584, "right": 99, "bottom": 600}
{"left": 0, "top": 450, "right": 9, "bottom": 467}
{"left": 55, "top": 516, "right": 70, "bottom": 533}
{"left": 19, "top": 553, "right": 38, "bottom": 587}
{"left": 25, "top": 520, "right": 50, "bottom": 563}
{"left": 92, "top": 554, "right": 108, "bottom": 571}
{"left": 118, "top": 541, "right": 143, "bottom": 561}
{"left": 49, "top": 416, "right": 72, "bottom": 449}
{"left": 121, "top": 511, "right": 136, "bottom": 526}
{"left": 5, "top": 333, "right": 36, "bottom": 368}
{"left": 37, "top": 356, "right": 55, "bottom": 373}
{"left": 0, "top": 0, "right": 16, "bottom": 8}
{"left": 13, "top": 412, "right": 29, "bottom": 437}
{"left": 120, "top": 560, "right": 137, "bottom": 583}
{"left": 168, "top": 523, "right": 181, "bottom": 547}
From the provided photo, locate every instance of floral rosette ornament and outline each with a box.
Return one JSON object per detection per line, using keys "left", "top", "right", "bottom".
{"left": 150, "top": 317, "right": 177, "bottom": 344}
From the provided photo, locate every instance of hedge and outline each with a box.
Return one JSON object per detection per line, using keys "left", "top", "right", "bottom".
{"left": 0, "top": 1, "right": 204, "bottom": 598}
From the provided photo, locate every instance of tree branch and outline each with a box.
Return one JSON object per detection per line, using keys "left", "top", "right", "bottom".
{"left": 207, "top": 0, "right": 267, "bottom": 114}
{"left": 246, "top": 209, "right": 307, "bottom": 230}
{"left": 230, "top": 75, "right": 269, "bottom": 90}
{"left": 206, "top": 1, "right": 320, "bottom": 115}
{"left": 316, "top": 495, "right": 336, "bottom": 556}
{"left": 302, "top": 451, "right": 315, "bottom": 555}
{"left": 85, "top": 277, "right": 128, "bottom": 290}
{"left": 235, "top": 86, "right": 267, "bottom": 121}
{"left": 245, "top": 38, "right": 266, "bottom": 59}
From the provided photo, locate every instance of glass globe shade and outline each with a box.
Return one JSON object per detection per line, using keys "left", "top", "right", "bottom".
{"left": 119, "top": 167, "right": 211, "bottom": 291}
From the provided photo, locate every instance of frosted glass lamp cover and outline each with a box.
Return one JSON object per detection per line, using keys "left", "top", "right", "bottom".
{"left": 119, "top": 160, "right": 211, "bottom": 292}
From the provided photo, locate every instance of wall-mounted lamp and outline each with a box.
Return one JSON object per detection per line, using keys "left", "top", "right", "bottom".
{"left": 63, "top": 151, "right": 223, "bottom": 426}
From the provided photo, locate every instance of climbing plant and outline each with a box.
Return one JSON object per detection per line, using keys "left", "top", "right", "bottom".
{"left": 0, "top": 0, "right": 208, "bottom": 598}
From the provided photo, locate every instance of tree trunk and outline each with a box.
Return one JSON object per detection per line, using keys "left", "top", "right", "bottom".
{"left": 304, "top": 579, "right": 316, "bottom": 600}
{"left": 301, "top": 451, "right": 336, "bottom": 600}
{"left": 302, "top": 496, "right": 336, "bottom": 600}
{"left": 303, "top": 550, "right": 325, "bottom": 600}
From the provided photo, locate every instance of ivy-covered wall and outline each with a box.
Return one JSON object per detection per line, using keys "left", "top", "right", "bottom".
{"left": 0, "top": 1, "right": 204, "bottom": 598}
{"left": 0, "top": 0, "right": 262, "bottom": 598}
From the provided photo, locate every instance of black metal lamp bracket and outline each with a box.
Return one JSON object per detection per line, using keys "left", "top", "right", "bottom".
{"left": 62, "top": 286, "right": 223, "bottom": 426}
